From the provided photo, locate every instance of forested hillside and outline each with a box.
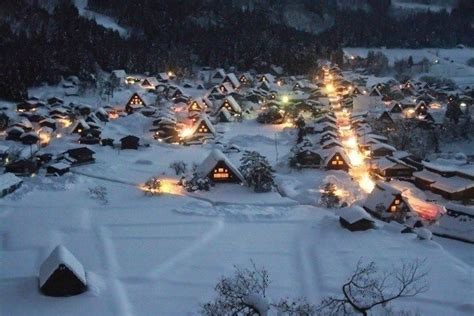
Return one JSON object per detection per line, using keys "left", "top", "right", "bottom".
{"left": 0, "top": 0, "right": 472, "bottom": 101}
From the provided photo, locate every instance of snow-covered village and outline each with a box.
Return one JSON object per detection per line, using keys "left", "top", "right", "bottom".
{"left": 0, "top": 1, "right": 473, "bottom": 315}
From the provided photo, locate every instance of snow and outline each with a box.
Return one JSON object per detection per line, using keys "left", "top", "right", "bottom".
{"left": 344, "top": 47, "right": 474, "bottom": 88}
{"left": 74, "top": 0, "right": 129, "bottom": 38}
{"left": 39, "top": 245, "right": 87, "bottom": 287}
{"left": 337, "top": 206, "right": 374, "bottom": 224}
{"left": 0, "top": 173, "right": 22, "bottom": 190}
{"left": 242, "top": 293, "right": 270, "bottom": 315}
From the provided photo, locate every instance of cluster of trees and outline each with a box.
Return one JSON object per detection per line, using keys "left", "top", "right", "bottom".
{"left": 0, "top": 0, "right": 473, "bottom": 101}
{"left": 201, "top": 259, "right": 428, "bottom": 315}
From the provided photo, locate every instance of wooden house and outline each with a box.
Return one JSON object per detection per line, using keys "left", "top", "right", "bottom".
{"left": 110, "top": 69, "right": 127, "bottom": 87}
{"left": 369, "top": 86, "right": 383, "bottom": 97}
{"left": 60, "top": 147, "right": 95, "bottom": 166}
{"left": 39, "top": 245, "right": 87, "bottom": 297}
{"left": 79, "top": 133, "right": 100, "bottom": 145}
{"left": 219, "top": 82, "right": 235, "bottom": 94}
{"left": 389, "top": 102, "right": 403, "bottom": 114}
{"left": 338, "top": 206, "right": 375, "bottom": 232}
{"left": 259, "top": 73, "right": 275, "bottom": 84}
{"left": 414, "top": 101, "right": 428, "bottom": 116}
{"left": 377, "top": 111, "right": 394, "bottom": 124}
{"left": 187, "top": 99, "right": 207, "bottom": 112}
{"left": 141, "top": 77, "right": 159, "bottom": 89}
{"left": 16, "top": 101, "right": 37, "bottom": 113}
{"left": 47, "top": 97, "right": 64, "bottom": 106}
{"left": 46, "top": 162, "right": 70, "bottom": 176}
{"left": 216, "top": 107, "right": 233, "bottom": 123}
{"left": 39, "top": 118, "right": 57, "bottom": 131}
{"left": 186, "top": 115, "right": 216, "bottom": 141}
{"left": 324, "top": 148, "right": 350, "bottom": 171}
{"left": 125, "top": 93, "right": 146, "bottom": 114}
{"left": 222, "top": 73, "right": 240, "bottom": 89}
{"left": 215, "top": 96, "right": 242, "bottom": 116}
{"left": 371, "top": 157, "right": 414, "bottom": 179}
{"left": 4, "top": 159, "right": 39, "bottom": 176}
{"left": 239, "top": 73, "right": 253, "bottom": 85}
{"left": 6, "top": 126, "right": 25, "bottom": 141}
{"left": 370, "top": 143, "right": 396, "bottom": 158}
{"left": 196, "top": 149, "right": 245, "bottom": 184}
{"left": 363, "top": 182, "right": 409, "bottom": 222}
{"left": 0, "top": 173, "right": 23, "bottom": 197}
{"left": 291, "top": 147, "right": 324, "bottom": 168}
{"left": 211, "top": 68, "right": 226, "bottom": 84}
{"left": 20, "top": 132, "right": 40, "bottom": 145}
{"left": 70, "top": 119, "right": 90, "bottom": 135}
{"left": 120, "top": 135, "right": 140, "bottom": 150}
{"left": 321, "top": 139, "right": 343, "bottom": 150}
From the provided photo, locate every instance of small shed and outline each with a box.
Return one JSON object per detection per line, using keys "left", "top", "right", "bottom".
{"left": 47, "top": 162, "right": 70, "bottom": 176}
{"left": 120, "top": 135, "right": 140, "bottom": 150}
{"left": 39, "top": 245, "right": 87, "bottom": 297}
{"left": 338, "top": 206, "right": 375, "bottom": 232}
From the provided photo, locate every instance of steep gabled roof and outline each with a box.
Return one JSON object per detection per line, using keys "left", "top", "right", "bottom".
{"left": 39, "top": 245, "right": 86, "bottom": 287}
{"left": 196, "top": 149, "right": 245, "bottom": 183}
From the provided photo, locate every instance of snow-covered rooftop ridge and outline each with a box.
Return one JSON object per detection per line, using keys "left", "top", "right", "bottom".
{"left": 197, "top": 149, "right": 245, "bottom": 183}
{"left": 337, "top": 206, "right": 374, "bottom": 224}
{"left": 39, "top": 245, "right": 86, "bottom": 287}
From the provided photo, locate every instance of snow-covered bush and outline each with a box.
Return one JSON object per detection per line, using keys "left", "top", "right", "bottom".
{"left": 170, "top": 160, "right": 187, "bottom": 175}
{"left": 142, "top": 177, "right": 162, "bottom": 195}
{"left": 239, "top": 151, "right": 275, "bottom": 193}
{"left": 88, "top": 186, "right": 108, "bottom": 204}
{"left": 181, "top": 174, "right": 212, "bottom": 192}
{"left": 257, "top": 106, "right": 284, "bottom": 124}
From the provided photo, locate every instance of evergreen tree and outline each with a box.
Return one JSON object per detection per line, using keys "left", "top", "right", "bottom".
{"left": 320, "top": 182, "right": 340, "bottom": 208}
{"left": 239, "top": 151, "right": 275, "bottom": 193}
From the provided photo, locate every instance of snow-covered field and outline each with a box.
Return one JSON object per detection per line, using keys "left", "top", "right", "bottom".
{"left": 344, "top": 47, "right": 474, "bottom": 88}
{"left": 1, "top": 107, "right": 474, "bottom": 315}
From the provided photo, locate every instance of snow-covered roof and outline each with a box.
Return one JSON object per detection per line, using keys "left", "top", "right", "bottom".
{"left": 0, "top": 144, "right": 9, "bottom": 154}
{"left": 430, "top": 176, "right": 474, "bottom": 193}
{"left": 338, "top": 206, "right": 374, "bottom": 224}
{"left": 370, "top": 142, "right": 396, "bottom": 152}
{"left": 49, "top": 162, "right": 70, "bottom": 171}
{"left": 364, "top": 182, "right": 402, "bottom": 212}
{"left": 323, "top": 148, "right": 350, "bottom": 166}
{"left": 197, "top": 149, "right": 245, "bottom": 183}
{"left": 217, "top": 96, "right": 241, "bottom": 114}
{"left": 0, "top": 173, "right": 22, "bottom": 190}
{"left": 191, "top": 114, "right": 216, "bottom": 136}
{"left": 111, "top": 70, "right": 126, "bottom": 78}
{"left": 446, "top": 203, "right": 474, "bottom": 216}
{"left": 39, "top": 245, "right": 86, "bottom": 287}
{"left": 223, "top": 73, "right": 240, "bottom": 88}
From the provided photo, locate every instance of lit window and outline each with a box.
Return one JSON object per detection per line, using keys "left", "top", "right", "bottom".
{"left": 394, "top": 199, "right": 400, "bottom": 205}
{"left": 338, "top": 161, "right": 343, "bottom": 165}
{"left": 332, "top": 161, "right": 337, "bottom": 165}
{"left": 390, "top": 205, "right": 397, "bottom": 212}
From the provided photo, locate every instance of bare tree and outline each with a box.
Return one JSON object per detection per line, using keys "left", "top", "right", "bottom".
{"left": 200, "top": 261, "right": 270, "bottom": 316}
{"left": 201, "top": 262, "right": 315, "bottom": 315}
{"left": 317, "top": 259, "right": 428, "bottom": 315}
